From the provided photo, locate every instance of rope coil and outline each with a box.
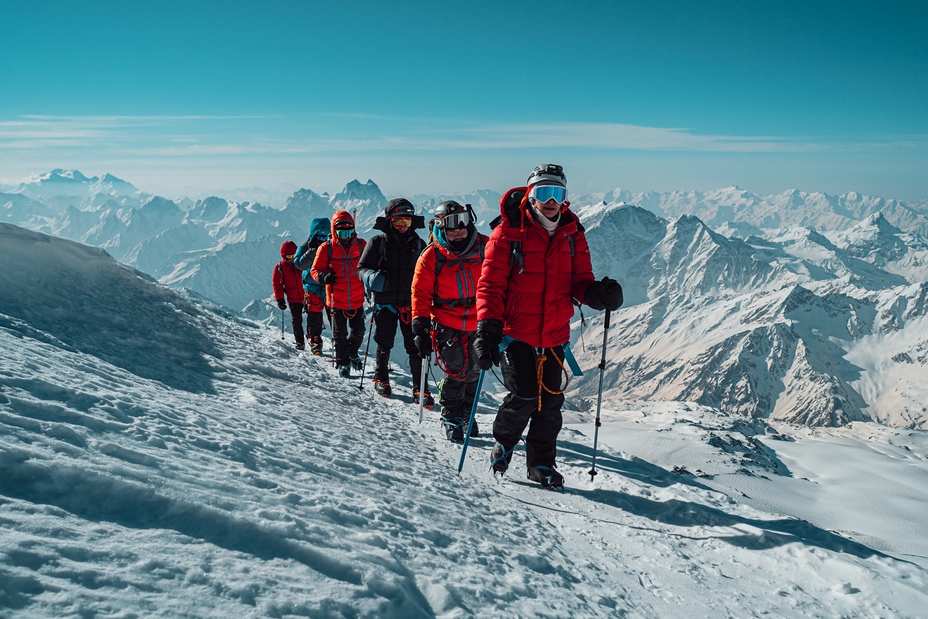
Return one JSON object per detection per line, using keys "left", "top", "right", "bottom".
{"left": 534, "top": 347, "right": 569, "bottom": 411}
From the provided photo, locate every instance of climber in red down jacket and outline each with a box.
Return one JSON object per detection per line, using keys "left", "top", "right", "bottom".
{"left": 311, "top": 210, "right": 367, "bottom": 378}
{"left": 473, "top": 164, "right": 623, "bottom": 489}
{"left": 272, "top": 240, "right": 306, "bottom": 350}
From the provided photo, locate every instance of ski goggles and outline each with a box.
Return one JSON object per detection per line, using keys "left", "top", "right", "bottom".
{"left": 284, "top": 253, "right": 295, "bottom": 260}
{"left": 334, "top": 227, "right": 355, "bottom": 239}
{"left": 529, "top": 184, "right": 568, "bottom": 204}
{"left": 435, "top": 210, "right": 471, "bottom": 229}
{"left": 391, "top": 216, "right": 413, "bottom": 227}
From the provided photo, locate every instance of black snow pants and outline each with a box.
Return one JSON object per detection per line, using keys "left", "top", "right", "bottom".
{"left": 287, "top": 301, "right": 305, "bottom": 345}
{"left": 372, "top": 306, "right": 422, "bottom": 385}
{"left": 435, "top": 326, "right": 481, "bottom": 422}
{"left": 492, "top": 340, "right": 566, "bottom": 469}
{"left": 331, "top": 307, "right": 366, "bottom": 366}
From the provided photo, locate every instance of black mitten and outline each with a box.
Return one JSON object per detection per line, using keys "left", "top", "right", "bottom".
{"left": 600, "top": 277, "right": 623, "bottom": 311}
{"left": 584, "top": 277, "right": 623, "bottom": 311}
{"left": 411, "top": 317, "right": 433, "bottom": 357}
{"left": 473, "top": 319, "right": 503, "bottom": 370}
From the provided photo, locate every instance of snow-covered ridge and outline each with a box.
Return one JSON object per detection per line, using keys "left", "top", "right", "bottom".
{"left": 1, "top": 221, "right": 926, "bottom": 615}
{"left": 574, "top": 205, "right": 928, "bottom": 428}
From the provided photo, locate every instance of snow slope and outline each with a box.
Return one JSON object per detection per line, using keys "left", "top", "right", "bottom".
{"left": 2, "top": 224, "right": 928, "bottom": 617}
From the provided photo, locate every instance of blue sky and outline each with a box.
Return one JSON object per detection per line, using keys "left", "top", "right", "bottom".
{"left": 1, "top": 0, "right": 926, "bottom": 199}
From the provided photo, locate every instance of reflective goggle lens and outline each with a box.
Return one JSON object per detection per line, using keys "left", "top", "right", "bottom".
{"left": 391, "top": 216, "right": 412, "bottom": 227}
{"left": 284, "top": 253, "right": 295, "bottom": 260}
{"left": 335, "top": 228, "right": 354, "bottom": 239}
{"left": 437, "top": 211, "right": 470, "bottom": 229}
{"left": 530, "top": 185, "right": 568, "bottom": 204}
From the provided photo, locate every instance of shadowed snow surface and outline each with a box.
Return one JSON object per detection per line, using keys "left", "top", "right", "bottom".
{"left": 2, "top": 223, "right": 927, "bottom": 617}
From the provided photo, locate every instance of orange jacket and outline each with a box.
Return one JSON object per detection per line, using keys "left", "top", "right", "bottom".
{"left": 310, "top": 211, "right": 366, "bottom": 310}
{"left": 412, "top": 229, "right": 488, "bottom": 332}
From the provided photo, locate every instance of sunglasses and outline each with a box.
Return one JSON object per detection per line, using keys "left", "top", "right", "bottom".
{"left": 529, "top": 185, "right": 568, "bottom": 204}
{"left": 391, "top": 216, "right": 412, "bottom": 227}
{"left": 334, "top": 228, "right": 355, "bottom": 239}
{"left": 435, "top": 210, "right": 470, "bottom": 229}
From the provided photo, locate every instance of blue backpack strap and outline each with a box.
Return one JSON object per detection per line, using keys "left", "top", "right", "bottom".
{"left": 563, "top": 340, "right": 583, "bottom": 376}
{"left": 499, "top": 335, "right": 583, "bottom": 376}
{"left": 375, "top": 303, "right": 398, "bottom": 314}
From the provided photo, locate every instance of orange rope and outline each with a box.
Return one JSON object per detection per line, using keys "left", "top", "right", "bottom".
{"left": 342, "top": 308, "right": 358, "bottom": 319}
{"left": 535, "top": 347, "right": 569, "bottom": 411}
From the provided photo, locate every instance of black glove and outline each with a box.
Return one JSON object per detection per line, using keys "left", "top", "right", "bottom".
{"left": 473, "top": 319, "right": 503, "bottom": 370}
{"left": 277, "top": 299, "right": 287, "bottom": 310}
{"left": 584, "top": 277, "right": 623, "bottom": 311}
{"left": 318, "top": 272, "right": 336, "bottom": 285}
{"left": 411, "top": 317, "right": 433, "bottom": 357}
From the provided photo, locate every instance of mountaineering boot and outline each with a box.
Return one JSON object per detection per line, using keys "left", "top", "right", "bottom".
{"left": 349, "top": 355, "right": 363, "bottom": 371}
{"left": 442, "top": 417, "right": 465, "bottom": 443}
{"left": 374, "top": 380, "right": 392, "bottom": 398}
{"left": 413, "top": 389, "right": 434, "bottom": 409}
{"left": 295, "top": 341, "right": 305, "bottom": 351}
{"left": 490, "top": 442, "right": 513, "bottom": 474}
{"left": 469, "top": 419, "right": 479, "bottom": 438}
{"left": 310, "top": 336, "right": 323, "bottom": 356}
{"left": 527, "top": 465, "right": 565, "bottom": 490}
{"left": 338, "top": 365, "right": 351, "bottom": 378}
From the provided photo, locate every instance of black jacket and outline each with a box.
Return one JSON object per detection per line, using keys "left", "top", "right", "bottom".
{"left": 358, "top": 215, "right": 427, "bottom": 307}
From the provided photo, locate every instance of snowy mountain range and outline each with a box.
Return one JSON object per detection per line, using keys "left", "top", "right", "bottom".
{"left": 6, "top": 170, "right": 928, "bottom": 430}
{"left": 2, "top": 221, "right": 927, "bottom": 616}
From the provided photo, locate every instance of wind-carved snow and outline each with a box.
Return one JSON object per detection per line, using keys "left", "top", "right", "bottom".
{"left": 2, "top": 222, "right": 927, "bottom": 616}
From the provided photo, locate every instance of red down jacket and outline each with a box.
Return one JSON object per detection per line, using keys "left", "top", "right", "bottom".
{"left": 273, "top": 241, "right": 305, "bottom": 304}
{"left": 476, "top": 187, "right": 595, "bottom": 348}
{"left": 310, "top": 210, "right": 366, "bottom": 310}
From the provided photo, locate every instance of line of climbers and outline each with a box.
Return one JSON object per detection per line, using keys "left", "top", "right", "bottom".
{"left": 271, "top": 163, "right": 623, "bottom": 488}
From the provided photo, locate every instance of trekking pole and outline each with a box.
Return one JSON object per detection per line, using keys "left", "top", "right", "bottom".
{"left": 417, "top": 356, "right": 430, "bottom": 423}
{"left": 280, "top": 308, "right": 285, "bottom": 339}
{"left": 589, "top": 309, "right": 612, "bottom": 482}
{"left": 457, "top": 369, "right": 485, "bottom": 474}
{"left": 358, "top": 307, "right": 376, "bottom": 391}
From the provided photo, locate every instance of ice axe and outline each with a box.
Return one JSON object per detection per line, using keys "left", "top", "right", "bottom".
{"left": 358, "top": 306, "right": 376, "bottom": 391}
{"left": 417, "top": 356, "right": 429, "bottom": 423}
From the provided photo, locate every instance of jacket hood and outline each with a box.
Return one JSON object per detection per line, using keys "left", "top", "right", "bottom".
{"left": 433, "top": 223, "right": 478, "bottom": 260}
{"left": 308, "top": 217, "right": 330, "bottom": 241}
{"left": 280, "top": 240, "right": 298, "bottom": 257}
{"left": 331, "top": 210, "right": 356, "bottom": 238}
{"left": 494, "top": 186, "right": 580, "bottom": 234}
